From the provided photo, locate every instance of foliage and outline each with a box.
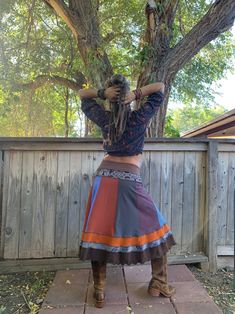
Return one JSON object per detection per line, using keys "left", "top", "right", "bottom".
{"left": 0, "top": 0, "right": 83, "bottom": 136}
{"left": 167, "top": 102, "right": 227, "bottom": 135}
{"left": 171, "top": 33, "right": 235, "bottom": 105}
{"left": 0, "top": 85, "right": 79, "bottom": 136}
{"left": 164, "top": 114, "right": 180, "bottom": 138}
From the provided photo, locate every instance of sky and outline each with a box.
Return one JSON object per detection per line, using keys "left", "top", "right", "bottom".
{"left": 210, "top": 23, "right": 235, "bottom": 111}
{"left": 213, "top": 70, "right": 235, "bottom": 110}
{"left": 169, "top": 25, "right": 235, "bottom": 111}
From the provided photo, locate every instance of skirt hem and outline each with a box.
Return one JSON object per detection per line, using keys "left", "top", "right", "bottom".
{"left": 79, "top": 234, "right": 176, "bottom": 265}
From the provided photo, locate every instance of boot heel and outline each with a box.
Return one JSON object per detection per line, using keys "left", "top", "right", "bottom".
{"left": 95, "top": 299, "right": 105, "bottom": 308}
{"left": 93, "top": 291, "right": 105, "bottom": 308}
{"left": 148, "top": 286, "right": 160, "bottom": 297}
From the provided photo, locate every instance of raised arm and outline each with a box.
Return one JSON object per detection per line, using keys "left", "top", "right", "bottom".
{"left": 139, "top": 82, "right": 165, "bottom": 96}
{"left": 78, "top": 87, "right": 119, "bottom": 129}
{"left": 126, "top": 82, "right": 165, "bottom": 125}
{"left": 78, "top": 87, "right": 120, "bottom": 100}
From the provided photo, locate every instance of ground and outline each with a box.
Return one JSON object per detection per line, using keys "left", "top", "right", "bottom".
{"left": 188, "top": 266, "right": 235, "bottom": 314}
{"left": 0, "top": 270, "right": 55, "bottom": 314}
{"left": 0, "top": 265, "right": 234, "bottom": 314}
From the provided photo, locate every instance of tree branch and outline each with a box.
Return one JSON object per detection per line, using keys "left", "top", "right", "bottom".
{"left": 43, "top": 0, "right": 78, "bottom": 37}
{"left": 43, "top": 0, "right": 113, "bottom": 86}
{"left": 14, "top": 74, "right": 86, "bottom": 91}
{"left": 166, "top": 0, "right": 235, "bottom": 76}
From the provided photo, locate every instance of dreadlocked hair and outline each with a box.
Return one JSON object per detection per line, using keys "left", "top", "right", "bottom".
{"left": 105, "top": 74, "right": 130, "bottom": 145}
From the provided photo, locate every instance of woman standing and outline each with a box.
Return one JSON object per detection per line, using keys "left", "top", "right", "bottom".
{"left": 78, "top": 74, "right": 176, "bottom": 308}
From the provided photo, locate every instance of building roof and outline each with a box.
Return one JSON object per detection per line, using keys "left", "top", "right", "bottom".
{"left": 181, "top": 108, "right": 235, "bottom": 138}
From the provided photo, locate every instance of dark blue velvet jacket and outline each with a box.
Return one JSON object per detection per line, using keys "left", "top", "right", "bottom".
{"left": 81, "top": 91, "right": 164, "bottom": 156}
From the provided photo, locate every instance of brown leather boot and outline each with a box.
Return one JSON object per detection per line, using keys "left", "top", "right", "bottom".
{"left": 91, "top": 261, "right": 106, "bottom": 308}
{"left": 148, "top": 254, "right": 176, "bottom": 298}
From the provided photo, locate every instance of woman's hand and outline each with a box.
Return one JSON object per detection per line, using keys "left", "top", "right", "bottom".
{"left": 105, "top": 86, "right": 120, "bottom": 101}
{"left": 124, "top": 91, "right": 135, "bottom": 104}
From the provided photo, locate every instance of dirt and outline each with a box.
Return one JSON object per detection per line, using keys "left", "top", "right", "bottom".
{"left": 0, "top": 271, "right": 55, "bottom": 314}
{"left": 188, "top": 265, "right": 235, "bottom": 314}
{"left": 0, "top": 266, "right": 234, "bottom": 314}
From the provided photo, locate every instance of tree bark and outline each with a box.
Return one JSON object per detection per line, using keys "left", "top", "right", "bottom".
{"left": 44, "top": 0, "right": 113, "bottom": 87}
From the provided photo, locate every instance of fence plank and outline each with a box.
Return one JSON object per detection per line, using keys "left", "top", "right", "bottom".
{"left": 149, "top": 152, "right": 161, "bottom": 209}
{"left": 160, "top": 152, "right": 173, "bottom": 227}
{"left": 43, "top": 152, "right": 57, "bottom": 257}
{"left": 227, "top": 153, "right": 235, "bottom": 245}
{"left": 206, "top": 141, "right": 218, "bottom": 272}
{"left": 55, "top": 152, "right": 70, "bottom": 257}
{"left": 92, "top": 151, "right": 104, "bottom": 172}
{"left": 19, "top": 152, "right": 34, "bottom": 258}
{"left": 217, "top": 153, "right": 229, "bottom": 245}
{"left": 171, "top": 152, "right": 184, "bottom": 254}
{"left": 181, "top": 152, "right": 196, "bottom": 254}
{"left": 67, "top": 152, "right": 82, "bottom": 256}
{"left": 192, "top": 152, "right": 206, "bottom": 253}
{"left": 140, "top": 152, "right": 150, "bottom": 192}
{"left": 79, "top": 152, "right": 94, "bottom": 236}
{"left": 3, "top": 152, "right": 22, "bottom": 258}
{"left": 0, "top": 151, "right": 9, "bottom": 258}
{"left": 31, "top": 152, "right": 47, "bottom": 257}
{"left": 0, "top": 151, "right": 4, "bottom": 258}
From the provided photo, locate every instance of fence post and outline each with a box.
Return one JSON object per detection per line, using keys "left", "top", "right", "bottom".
{"left": 205, "top": 140, "right": 218, "bottom": 272}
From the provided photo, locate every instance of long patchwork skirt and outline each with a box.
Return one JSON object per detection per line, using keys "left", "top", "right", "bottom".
{"left": 79, "top": 160, "right": 176, "bottom": 265}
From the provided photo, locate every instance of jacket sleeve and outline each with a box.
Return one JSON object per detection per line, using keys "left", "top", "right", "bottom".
{"left": 131, "top": 91, "right": 164, "bottom": 125}
{"left": 81, "top": 98, "right": 110, "bottom": 129}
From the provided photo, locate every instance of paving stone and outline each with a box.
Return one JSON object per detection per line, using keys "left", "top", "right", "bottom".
{"left": 175, "top": 301, "right": 223, "bottom": 314}
{"left": 170, "top": 281, "right": 212, "bottom": 303}
{"left": 106, "top": 266, "right": 124, "bottom": 284}
{"left": 85, "top": 304, "right": 129, "bottom": 313}
{"left": 43, "top": 269, "right": 90, "bottom": 307}
{"left": 127, "top": 282, "right": 170, "bottom": 305}
{"left": 124, "top": 264, "right": 193, "bottom": 284}
{"left": 131, "top": 303, "right": 176, "bottom": 314}
{"left": 168, "top": 265, "right": 195, "bottom": 282}
{"left": 39, "top": 305, "right": 84, "bottom": 313}
{"left": 124, "top": 264, "right": 151, "bottom": 283}
{"left": 51, "top": 269, "right": 91, "bottom": 286}
{"left": 86, "top": 281, "right": 127, "bottom": 306}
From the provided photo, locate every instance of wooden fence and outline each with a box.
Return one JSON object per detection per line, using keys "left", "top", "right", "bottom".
{"left": 0, "top": 138, "right": 234, "bottom": 272}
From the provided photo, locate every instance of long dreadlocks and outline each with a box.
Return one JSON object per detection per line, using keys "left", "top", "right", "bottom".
{"left": 105, "top": 74, "right": 130, "bottom": 145}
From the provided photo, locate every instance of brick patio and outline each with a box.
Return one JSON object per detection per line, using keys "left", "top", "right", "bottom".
{"left": 39, "top": 264, "right": 222, "bottom": 314}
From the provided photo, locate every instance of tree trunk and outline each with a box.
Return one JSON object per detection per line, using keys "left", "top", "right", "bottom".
{"left": 44, "top": 0, "right": 113, "bottom": 87}
{"left": 137, "top": 0, "right": 235, "bottom": 137}
{"left": 41, "top": 0, "right": 235, "bottom": 137}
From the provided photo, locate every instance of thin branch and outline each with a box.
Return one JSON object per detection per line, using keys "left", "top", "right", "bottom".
{"left": 177, "top": 1, "right": 186, "bottom": 36}
{"left": 102, "top": 31, "right": 127, "bottom": 44}
{"left": 25, "top": 0, "right": 36, "bottom": 51}
{"left": 14, "top": 74, "right": 85, "bottom": 91}
{"left": 20, "top": 289, "right": 31, "bottom": 311}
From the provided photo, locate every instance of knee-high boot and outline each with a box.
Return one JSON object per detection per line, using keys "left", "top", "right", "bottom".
{"left": 148, "top": 254, "right": 176, "bottom": 297}
{"left": 91, "top": 261, "right": 106, "bottom": 308}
